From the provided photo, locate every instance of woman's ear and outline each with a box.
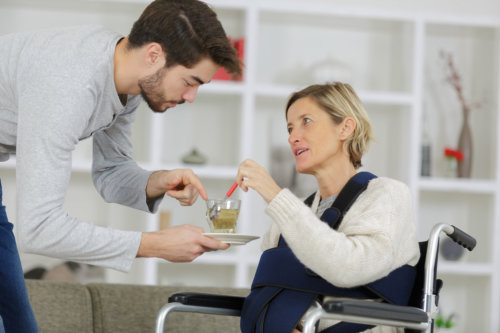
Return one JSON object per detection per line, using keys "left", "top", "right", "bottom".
{"left": 339, "top": 117, "right": 356, "bottom": 140}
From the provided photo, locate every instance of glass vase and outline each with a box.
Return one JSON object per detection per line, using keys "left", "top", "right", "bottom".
{"left": 444, "top": 158, "right": 458, "bottom": 178}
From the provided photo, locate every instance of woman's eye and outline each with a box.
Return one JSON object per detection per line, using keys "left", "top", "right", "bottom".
{"left": 304, "top": 118, "right": 311, "bottom": 125}
{"left": 287, "top": 127, "right": 292, "bottom": 134}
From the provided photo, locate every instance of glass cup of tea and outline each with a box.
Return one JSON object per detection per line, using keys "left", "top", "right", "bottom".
{"left": 206, "top": 198, "right": 241, "bottom": 233}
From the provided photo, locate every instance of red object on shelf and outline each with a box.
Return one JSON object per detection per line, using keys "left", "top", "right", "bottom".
{"left": 212, "top": 36, "right": 245, "bottom": 82}
{"left": 213, "top": 67, "right": 232, "bottom": 81}
{"left": 233, "top": 37, "right": 245, "bottom": 82}
{"left": 444, "top": 147, "right": 464, "bottom": 161}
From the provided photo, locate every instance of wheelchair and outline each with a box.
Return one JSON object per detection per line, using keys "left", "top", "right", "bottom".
{"left": 155, "top": 223, "right": 476, "bottom": 333}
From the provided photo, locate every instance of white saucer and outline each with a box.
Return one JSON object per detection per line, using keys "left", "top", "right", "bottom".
{"left": 203, "top": 233, "right": 260, "bottom": 245}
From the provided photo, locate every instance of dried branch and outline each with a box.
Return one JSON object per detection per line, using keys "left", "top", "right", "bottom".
{"left": 440, "top": 50, "right": 483, "bottom": 114}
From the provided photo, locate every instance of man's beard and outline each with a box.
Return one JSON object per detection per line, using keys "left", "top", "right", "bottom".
{"left": 138, "top": 67, "right": 185, "bottom": 113}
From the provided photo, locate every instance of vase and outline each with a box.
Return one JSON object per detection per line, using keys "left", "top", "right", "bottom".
{"left": 457, "top": 107, "right": 472, "bottom": 178}
{"left": 444, "top": 158, "right": 458, "bottom": 178}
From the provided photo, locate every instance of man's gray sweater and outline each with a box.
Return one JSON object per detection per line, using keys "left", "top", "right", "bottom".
{"left": 0, "top": 25, "right": 154, "bottom": 272}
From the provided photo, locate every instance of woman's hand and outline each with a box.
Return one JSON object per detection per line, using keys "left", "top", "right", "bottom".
{"left": 236, "top": 159, "right": 281, "bottom": 203}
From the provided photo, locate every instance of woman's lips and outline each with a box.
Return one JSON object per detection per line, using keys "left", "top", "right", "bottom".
{"left": 294, "top": 148, "right": 309, "bottom": 156}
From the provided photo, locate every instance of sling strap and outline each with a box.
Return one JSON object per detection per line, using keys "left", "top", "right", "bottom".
{"left": 240, "top": 172, "right": 416, "bottom": 333}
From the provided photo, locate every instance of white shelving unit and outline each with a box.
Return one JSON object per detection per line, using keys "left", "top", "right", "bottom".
{"left": 1, "top": 1, "right": 499, "bottom": 331}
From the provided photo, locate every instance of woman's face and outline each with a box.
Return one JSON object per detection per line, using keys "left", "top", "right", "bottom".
{"left": 286, "top": 97, "right": 344, "bottom": 175}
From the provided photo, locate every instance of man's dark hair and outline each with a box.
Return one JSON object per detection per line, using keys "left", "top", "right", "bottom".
{"left": 128, "top": 0, "right": 241, "bottom": 75}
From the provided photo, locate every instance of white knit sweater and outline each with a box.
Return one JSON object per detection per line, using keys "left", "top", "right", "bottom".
{"left": 262, "top": 177, "right": 420, "bottom": 332}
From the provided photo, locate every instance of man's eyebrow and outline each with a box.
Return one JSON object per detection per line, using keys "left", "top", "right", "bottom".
{"left": 191, "top": 75, "right": 207, "bottom": 85}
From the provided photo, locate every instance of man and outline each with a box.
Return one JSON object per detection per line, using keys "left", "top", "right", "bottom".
{"left": 0, "top": 0, "right": 241, "bottom": 331}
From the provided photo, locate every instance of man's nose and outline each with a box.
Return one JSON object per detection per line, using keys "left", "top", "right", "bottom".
{"left": 182, "top": 86, "right": 198, "bottom": 103}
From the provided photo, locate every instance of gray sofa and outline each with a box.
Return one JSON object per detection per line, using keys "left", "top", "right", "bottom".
{"left": 25, "top": 279, "right": 248, "bottom": 332}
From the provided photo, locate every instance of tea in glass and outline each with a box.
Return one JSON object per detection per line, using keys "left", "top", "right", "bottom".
{"left": 206, "top": 199, "right": 241, "bottom": 233}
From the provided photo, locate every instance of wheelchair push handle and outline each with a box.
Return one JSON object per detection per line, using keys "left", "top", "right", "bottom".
{"left": 448, "top": 225, "right": 476, "bottom": 251}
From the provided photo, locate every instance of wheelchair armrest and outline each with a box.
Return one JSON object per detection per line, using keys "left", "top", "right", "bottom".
{"left": 302, "top": 300, "right": 430, "bottom": 333}
{"left": 322, "top": 300, "right": 428, "bottom": 323}
{"left": 168, "top": 292, "right": 245, "bottom": 311}
{"left": 156, "top": 292, "right": 245, "bottom": 333}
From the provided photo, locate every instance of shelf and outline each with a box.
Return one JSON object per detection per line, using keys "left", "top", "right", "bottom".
{"left": 155, "top": 252, "right": 240, "bottom": 266}
{"left": 423, "top": 22, "right": 499, "bottom": 181}
{"left": 438, "top": 262, "right": 494, "bottom": 276}
{"left": 257, "top": 1, "right": 415, "bottom": 21}
{"left": 199, "top": 81, "right": 246, "bottom": 95}
{"left": 255, "top": 84, "right": 415, "bottom": 105}
{"left": 436, "top": 274, "right": 490, "bottom": 333}
{"left": 0, "top": 158, "right": 15, "bottom": 169}
{"left": 257, "top": 9, "right": 415, "bottom": 93}
{"left": 159, "top": 94, "right": 242, "bottom": 167}
{"left": 254, "top": 84, "right": 304, "bottom": 98}
{"left": 204, "top": 0, "right": 248, "bottom": 10}
{"left": 0, "top": 157, "right": 93, "bottom": 174}
{"left": 159, "top": 164, "right": 238, "bottom": 180}
{"left": 71, "top": 160, "right": 92, "bottom": 173}
{"left": 0, "top": 163, "right": 236, "bottom": 190}
{"left": 418, "top": 177, "right": 497, "bottom": 194}
{"left": 418, "top": 191, "right": 494, "bottom": 264}
{"left": 423, "top": 14, "right": 500, "bottom": 28}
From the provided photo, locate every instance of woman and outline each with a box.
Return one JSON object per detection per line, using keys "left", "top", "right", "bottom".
{"left": 236, "top": 83, "right": 420, "bottom": 332}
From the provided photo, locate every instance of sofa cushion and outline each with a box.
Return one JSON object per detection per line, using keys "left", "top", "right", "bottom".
{"left": 87, "top": 283, "right": 248, "bottom": 333}
{"left": 26, "top": 279, "right": 93, "bottom": 333}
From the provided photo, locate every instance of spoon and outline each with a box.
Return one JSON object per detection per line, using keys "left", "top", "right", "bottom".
{"left": 208, "top": 181, "right": 238, "bottom": 221}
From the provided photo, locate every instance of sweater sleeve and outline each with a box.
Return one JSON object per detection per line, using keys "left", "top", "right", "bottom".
{"left": 91, "top": 105, "right": 161, "bottom": 213}
{"left": 16, "top": 78, "right": 140, "bottom": 272}
{"left": 265, "top": 178, "right": 420, "bottom": 288}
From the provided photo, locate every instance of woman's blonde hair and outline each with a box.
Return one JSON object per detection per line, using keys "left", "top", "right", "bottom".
{"left": 285, "top": 82, "right": 373, "bottom": 169}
